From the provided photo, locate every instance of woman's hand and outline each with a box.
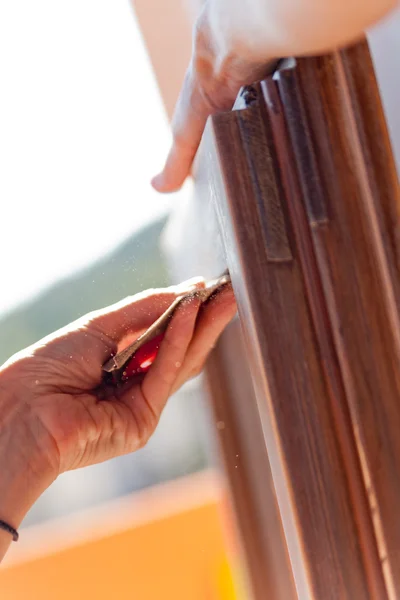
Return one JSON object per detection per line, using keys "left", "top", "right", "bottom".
{"left": 0, "top": 278, "right": 236, "bottom": 543}
{"left": 151, "top": 3, "right": 275, "bottom": 194}
{"left": 151, "top": 0, "right": 398, "bottom": 194}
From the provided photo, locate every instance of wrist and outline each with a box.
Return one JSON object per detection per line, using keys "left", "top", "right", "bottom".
{"left": 0, "top": 375, "right": 57, "bottom": 529}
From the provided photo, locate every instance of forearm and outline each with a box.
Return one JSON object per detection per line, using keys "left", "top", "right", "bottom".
{"left": 207, "top": 0, "right": 399, "bottom": 64}
{"left": 0, "top": 386, "right": 56, "bottom": 562}
{"left": 0, "top": 453, "right": 37, "bottom": 562}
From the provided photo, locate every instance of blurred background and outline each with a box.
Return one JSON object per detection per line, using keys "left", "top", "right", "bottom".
{"left": 1, "top": 1, "right": 400, "bottom": 598}
{"left": 0, "top": 0, "right": 244, "bottom": 598}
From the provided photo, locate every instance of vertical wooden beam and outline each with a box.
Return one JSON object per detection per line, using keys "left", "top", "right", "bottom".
{"left": 203, "top": 37, "right": 400, "bottom": 598}
{"left": 162, "top": 126, "right": 297, "bottom": 600}
{"left": 164, "top": 34, "right": 400, "bottom": 598}
{"left": 206, "top": 325, "right": 297, "bottom": 600}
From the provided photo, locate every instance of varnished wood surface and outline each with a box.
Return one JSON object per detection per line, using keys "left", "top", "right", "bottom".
{"left": 162, "top": 191, "right": 296, "bottom": 598}
{"left": 207, "top": 38, "right": 400, "bottom": 598}
{"left": 275, "top": 41, "right": 400, "bottom": 595}
{"left": 206, "top": 324, "right": 297, "bottom": 600}
{"left": 265, "top": 67, "right": 387, "bottom": 598}
{"left": 211, "top": 111, "right": 375, "bottom": 599}
{"left": 162, "top": 135, "right": 297, "bottom": 599}
{"left": 163, "top": 34, "right": 400, "bottom": 600}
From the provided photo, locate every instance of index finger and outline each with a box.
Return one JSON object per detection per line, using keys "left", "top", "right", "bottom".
{"left": 151, "top": 68, "right": 210, "bottom": 193}
{"left": 88, "top": 278, "right": 205, "bottom": 344}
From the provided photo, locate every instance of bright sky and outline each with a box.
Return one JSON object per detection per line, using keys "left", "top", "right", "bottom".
{"left": 0, "top": 0, "right": 175, "bottom": 315}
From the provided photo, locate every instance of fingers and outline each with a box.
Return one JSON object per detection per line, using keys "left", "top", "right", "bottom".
{"left": 171, "top": 284, "right": 237, "bottom": 394}
{"left": 151, "top": 68, "right": 211, "bottom": 193}
{"left": 96, "top": 284, "right": 235, "bottom": 451}
{"left": 151, "top": 0, "right": 278, "bottom": 196}
{"left": 152, "top": 46, "right": 243, "bottom": 195}
{"left": 121, "top": 294, "right": 202, "bottom": 423}
{"left": 26, "top": 278, "right": 206, "bottom": 392}
{"left": 87, "top": 277, "right": 205, "bottom": 345}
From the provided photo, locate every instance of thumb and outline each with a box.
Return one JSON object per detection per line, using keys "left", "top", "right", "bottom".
{"left": 86, "top": 278, "right": 205, "bottom": 346}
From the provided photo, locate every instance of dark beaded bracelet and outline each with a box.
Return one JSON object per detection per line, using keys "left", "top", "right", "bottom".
{"left": 0, "top": 519, "right": 19, "bottom": 542}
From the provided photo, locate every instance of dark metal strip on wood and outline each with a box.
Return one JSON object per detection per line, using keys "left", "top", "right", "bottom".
{"left": 270, "top": 58, "right": 328, "bottom": 226}
{"left": 236, "top": 97, "right": 293, "bottom": 263}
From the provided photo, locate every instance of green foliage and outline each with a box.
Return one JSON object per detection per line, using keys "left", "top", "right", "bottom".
{"left": 0, "top": 216, "right": 169, "bottom": 365}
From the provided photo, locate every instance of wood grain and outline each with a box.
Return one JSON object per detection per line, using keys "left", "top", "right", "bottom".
{"left": 163, "top": 128, "right": 297, "bottom": 599}
{"left": 211, "top": 107, "right": 374, "bottom": 598}
{"left": 206, "top": 37, "right": 399, "bottom": 598}
{"left": 164, "top": 36, "right": 400, "bottom": 599}
{"left": 198, "top": 124, "right": 297, "bottom": 600}
{"left": 275, "top": 41, "right": 400, "bottom": 596}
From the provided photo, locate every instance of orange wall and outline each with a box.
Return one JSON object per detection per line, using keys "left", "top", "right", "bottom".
{"left": 0, "top": 471, "right": 242, "bottom": 600}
